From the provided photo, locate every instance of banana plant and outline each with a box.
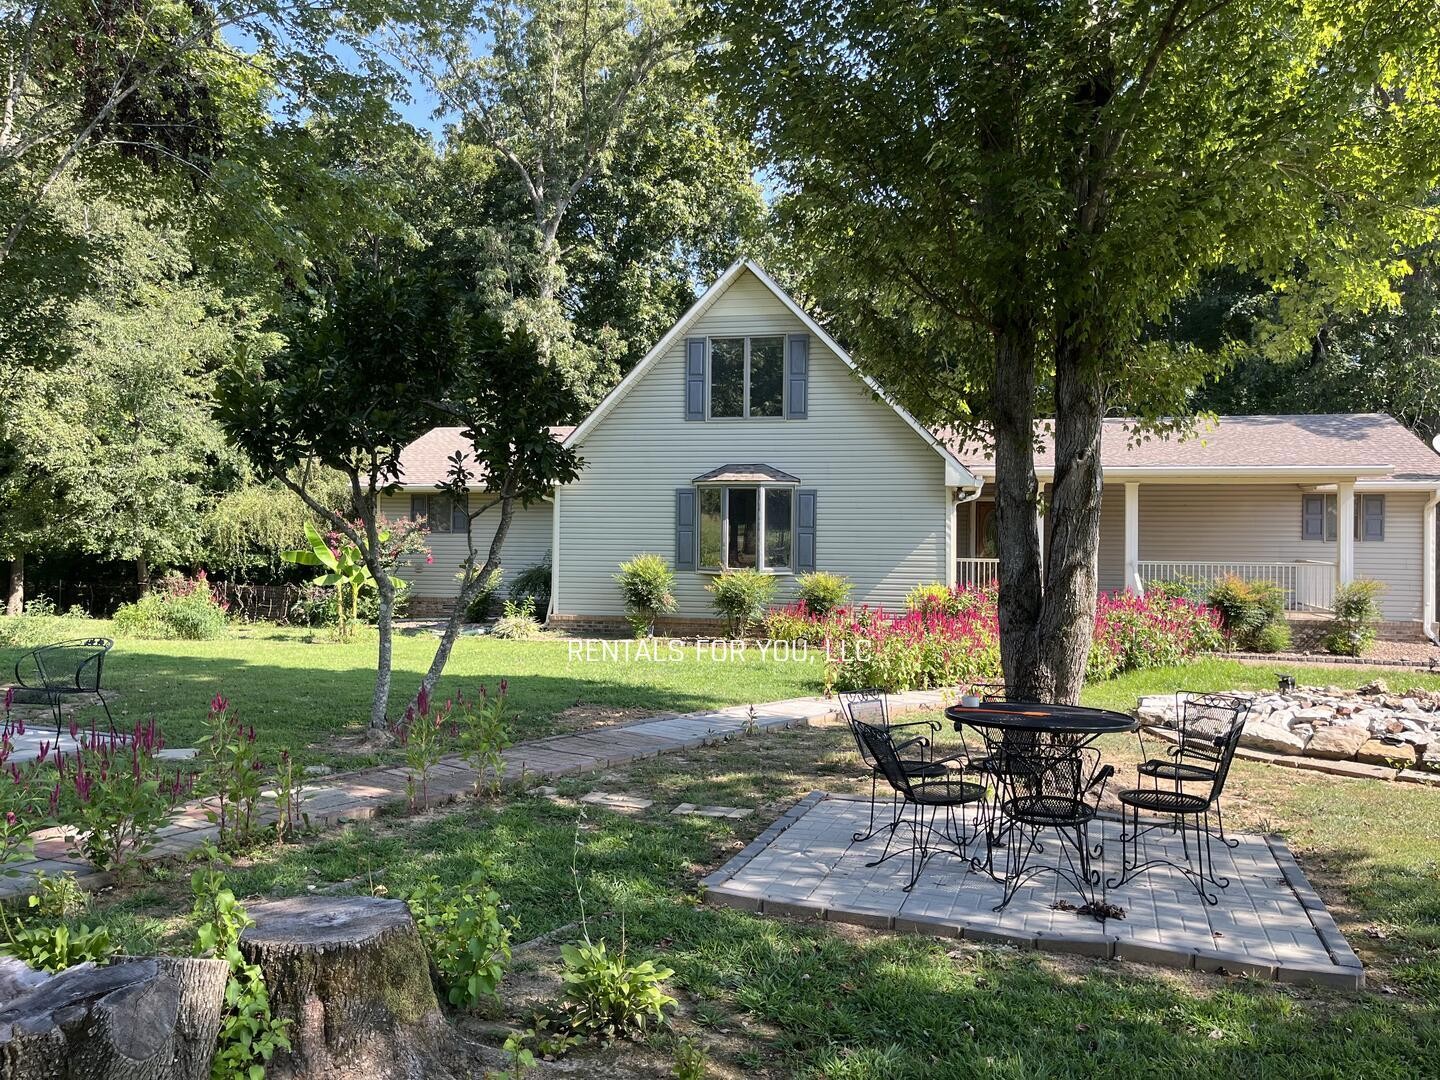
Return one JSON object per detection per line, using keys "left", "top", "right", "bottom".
{"left": 282, "top": 522, "right": 386, "bottom": 639}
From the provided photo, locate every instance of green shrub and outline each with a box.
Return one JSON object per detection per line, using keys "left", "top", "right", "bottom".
{"left": 1254, "top": 619, "right": 1293, "bottom": 653}
{"left": 492, "top": 596, "right": 544, "bottom": 640}
{"left": 463, "top": 567, "right": 504, "bottom": 622}
{"left": 558, "top": 937, "right": 676, "bottom": 1039}
{"left": 1205, "top": 575, "right": 1289, "bottom": 652}
{"left": 904, "top": 581, "right": 953, "bottom": 616}
{"left": 509, "top": 559, "right": 552, "bottom": 618}
{"left": 0, "top": 598, "right": 89, "bottom": 648}
{"left": 290, "top": 578, "right": 411, "bottom": 627}
{"left": 794, "top": 571, "right": 852, "bottom": 617}
{"left": 114, "top": 574, "right": 228, "bottom": 640}
{"left": 614, "top": 554, "right": 677, "bottom": 637}
{"left": 1146, "top": 575, "right": 1209, "bottom": 604}
{"left": 0, "top": 918, "right": 116, "bottom": 971}
{"left": 400, "top": 872, "right": 514, "bottom": 1009}
{"left": 26, "top": 870, "right": 90, "bottom": 917}
{"left": 1323, "top": 578, "right": 1385, "bottom": 656}
{"left": 706, "top": 568, "right": 778, "bottom": 637}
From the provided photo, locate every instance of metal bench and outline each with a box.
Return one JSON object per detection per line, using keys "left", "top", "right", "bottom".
{"left": 12, "top": 637, "right": 115, "bottom": 738}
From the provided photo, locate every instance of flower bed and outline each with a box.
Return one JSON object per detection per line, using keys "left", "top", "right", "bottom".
{"left": 764, "top": 584, "right": 1223, "bottom": 692}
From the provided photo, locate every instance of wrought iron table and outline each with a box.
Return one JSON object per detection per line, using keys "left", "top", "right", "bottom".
{"left": 945, "top": 701, "right": 1136, "bottom": 911}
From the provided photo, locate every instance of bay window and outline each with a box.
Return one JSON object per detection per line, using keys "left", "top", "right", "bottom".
{"left": 697, "top": 484, "right": 794, "bottom": 571}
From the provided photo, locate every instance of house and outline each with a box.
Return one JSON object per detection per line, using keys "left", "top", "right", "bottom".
{"left": 388, "top": 260, "right": 1440, "bottom": 640}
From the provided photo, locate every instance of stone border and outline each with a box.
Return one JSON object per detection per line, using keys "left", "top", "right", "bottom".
{"left": 702, "top": 793, "right": 1364, "bottom": 990}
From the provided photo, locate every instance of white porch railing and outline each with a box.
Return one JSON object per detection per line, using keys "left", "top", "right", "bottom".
{"left": 955, "top": 558, "right": 1000, "bottom": 589}
{"left": 1137, "top": 560, "right": 1335, "bottom": 612}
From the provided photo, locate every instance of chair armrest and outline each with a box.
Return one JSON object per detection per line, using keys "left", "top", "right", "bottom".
{"left": 892, "top": 735, "right": 931, "bottom": 755}
{"left": 1086, "top": 764, "right": 1116, "bottom": 794}
{"left": 887, "top": 718, "right": 942, "bottom": 733}
{"left": 14, "top": 650, "right": 42, "bottom": 689}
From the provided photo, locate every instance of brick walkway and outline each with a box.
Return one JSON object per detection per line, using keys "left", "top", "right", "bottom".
{"left": 702, "top": 793, "right": 1363, "bottom": 989}
{"left": 0, "top": 690, "right": 952, "bottom": 901}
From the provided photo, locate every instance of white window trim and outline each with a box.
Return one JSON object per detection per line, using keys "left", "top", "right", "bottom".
{"left": 706, "top": 335, "right": 786, "bottom": 420}
{"left": 696, "top": 482, "right": 796, "bottom": 574}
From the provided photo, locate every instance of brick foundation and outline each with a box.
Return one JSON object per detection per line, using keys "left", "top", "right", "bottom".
{"left": 1284, "top": 614, "right": 1427, "bottom": 649}
{"left": 405, "top": 596, "right": 458, "bottom": 618}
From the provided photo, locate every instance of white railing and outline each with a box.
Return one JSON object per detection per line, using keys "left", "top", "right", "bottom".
{"left": 955, "top": 558, "right": 1000, "bottom": 589}
{"left": 1137, "top": 560, "right": 1335, "bottom": 612}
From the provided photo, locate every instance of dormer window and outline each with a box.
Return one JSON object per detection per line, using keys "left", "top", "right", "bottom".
{"left": 709, "top": 336, "right": 784, "bottom": 418}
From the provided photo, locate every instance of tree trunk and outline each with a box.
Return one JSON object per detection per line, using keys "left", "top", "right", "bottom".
{"left": 239, "top": 896, "right": 450, "bottom": 1080}
{"left": 6, "top": 552, "right": 22, "bottom": 616}
{"left": 0, "top": 956, "right": 229, "bottom": 1079}
{"left": 1035, "top": 337, "right": 1107, "bottom": 702}
{"left": 991, "top": 319, "right": 1048, "bottom": 701}
{"left": 408, "top": 494, "right": 516, "bottom": 717}
{"left": 135, "top": 556, "right": 150, "bottom": 595}
{"left": 370, "top": 571, "right": 396, "bottom": 735}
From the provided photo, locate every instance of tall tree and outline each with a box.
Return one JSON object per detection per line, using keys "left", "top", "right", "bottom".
{"left": 707, "top": 0, "right": 1440, "bottom": 701}
{"left": 401, "top": 0, "right": 756, "bottom": 406}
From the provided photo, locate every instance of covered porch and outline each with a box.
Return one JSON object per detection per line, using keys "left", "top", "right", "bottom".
{"left": 952, "top": 469, "right": 1438, "bottom": 624}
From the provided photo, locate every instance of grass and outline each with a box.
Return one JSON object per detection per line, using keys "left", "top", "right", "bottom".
{"left": 0, "top": 618, "right": 824, "bottom": 769}
{"left": 65, "top": 715, "right": 1440, "bottom": 1078}
{"left": 8, "top": 625, "right": 1440, "bottom": 1074}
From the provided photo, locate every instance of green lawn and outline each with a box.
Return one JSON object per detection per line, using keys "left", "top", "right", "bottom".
{"left": 11, "top": 627, "right": 1440, "bottom": 1075}
{"left": 1, "top": 620, "right": 825, "bottom": 768}
{"left": 82, "top": 719, "right": 1440, "bottom": 1078}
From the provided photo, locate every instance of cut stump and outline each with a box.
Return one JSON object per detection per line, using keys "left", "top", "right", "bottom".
{"left": 0, "top": 955, "right": 229, "bottom": 1080}
{"left": 239, "top": 895, "right": 450, "bottom": 1080}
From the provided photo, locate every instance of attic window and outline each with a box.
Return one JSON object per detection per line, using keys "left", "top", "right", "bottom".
{"left": 709, "top": 336, "right": 784, "bottom": 418}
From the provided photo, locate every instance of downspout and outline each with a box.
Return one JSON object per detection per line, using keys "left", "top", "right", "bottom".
{"left": 1426, "top": 488, "right": 1440, "bottom": 645}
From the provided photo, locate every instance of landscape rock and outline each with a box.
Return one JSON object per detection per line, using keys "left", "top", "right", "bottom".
{"left": 1356, "top": 738, "right": 1420, "bottom": 767}
{"left": 1306, "top": 725, "right": 1371, "bottom": 760}
{"left": 1244, "top": 719, "right": 1310, "bottom": 755}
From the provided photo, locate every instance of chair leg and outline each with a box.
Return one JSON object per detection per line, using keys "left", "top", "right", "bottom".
{"left": 853, "top": 774, "right": 881, "bottom": 843}
{"left": 1214, "top": 798, "right": 1240, "bottom": 849}
{"left": 94, "top": 690, "right": 115, "bottom": 735}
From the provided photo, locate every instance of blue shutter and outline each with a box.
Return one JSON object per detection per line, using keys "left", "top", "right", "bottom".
{"left": 675, "top": 489, "right": 697, "bottom": 569}
{"left": 795, "top": 489, "right": 817, "bottom": 572}
{"left": 1301, "top": 494, "right": 1325, "bottom": 540}
{"left": 786, "top": 334, "right": 809, "bottom": 419}
{"left": 684, "top": 338, "right": 706, "bottom": 420}
{"left": 1362, "top": 495, "right": 1385, "bottom": 541}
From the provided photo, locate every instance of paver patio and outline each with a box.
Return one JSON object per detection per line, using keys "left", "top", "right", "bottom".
{"left": 702, "top": 793, "right": 1363, "bottom": 989}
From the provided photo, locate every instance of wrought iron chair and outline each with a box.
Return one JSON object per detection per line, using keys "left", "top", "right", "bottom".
{"left": 840, "top": 688, "right": 967, "bottom": 844}
{"left": 1136, "top": 692, "right": 1250, "bottom": 847}
{"left": 1109, "top": 706, "right": 1247, "bottom": 904}
{"left": 962, "top": 683, "right": 1042, "bottom": 876}
{"left": 13, "top": 637, "right": 115, "bottom": 738}
{"left": 850, "top": 719, "right": 986, "bottom": 891}
{"left": 994, "top": 738, "right": 1115, "bottom": 911}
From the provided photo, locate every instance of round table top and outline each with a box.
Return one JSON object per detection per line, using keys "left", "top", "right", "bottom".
{"left": 945, "top": 700, "right": 1137, "bottom": 735}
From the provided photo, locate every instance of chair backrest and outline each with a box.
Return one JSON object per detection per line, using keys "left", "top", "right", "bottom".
{"left": 34, "top": 638, "right": 113, "bottom": 690}
{"left": 1174, "top": 692, "right": 1249, "bottom": 768}
{"left": 850, "top": 719, "right": 918, "bottom": 800}
{"left": 1005, "top": 738, "right": 1109, "bottom": 809}
{"left": 839, "top": 688, "right": 889, "bottom": 727}
{"left": 1201, "top": 702, "right": 1248, "bottom": 804}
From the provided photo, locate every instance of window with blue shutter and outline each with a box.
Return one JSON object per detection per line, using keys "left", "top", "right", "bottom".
{"left": 795, "top": 489, "right": 817, "bottom": 572}
{"left": 675, "top": 489, "right": 697, "bottom": 569}
{"left": 786, "top": 334, "right": 809, "bottom": 419}
{"left": 1301, "top": 494, "right": 1336, "bottom": 541}
{"left": 685, "top": 338, "right": 706, "bottom": 420}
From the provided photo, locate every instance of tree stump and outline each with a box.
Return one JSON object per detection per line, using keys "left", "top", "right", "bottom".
{"left": 239, "top": 895, "right": 450, "bottom": 1080}
{"left": 0, "top": 956, "right": 229, "bottom": 1080}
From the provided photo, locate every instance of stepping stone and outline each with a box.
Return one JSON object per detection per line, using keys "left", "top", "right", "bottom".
{"left": 579, "top": 792, "right": 653, "bottom": 812}
{"left": 671, "top": 803, "right": 753, "bottom": 820}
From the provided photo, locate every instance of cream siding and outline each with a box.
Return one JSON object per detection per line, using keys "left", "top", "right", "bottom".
{"left": 556, "top": 269, "right": 950, "bottom": 618}
{"left": 380, "top": 493, "right": 552, "bottom": 600}
{"left": 1131, "top": 484, "right": 1422, "bottom": 620}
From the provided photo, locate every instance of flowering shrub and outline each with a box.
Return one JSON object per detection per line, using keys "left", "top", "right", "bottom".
{"left": 197, "top": 694, "right": 264, "bottom": 851}
{"left": 114, "top": 572, "right": 229, "bottom": 640}
{"left": 59, "top": 717, "right": 193, "bottom": 876}
{"left": 390, "top": 686, "right": 458, "bottom": 811}
{"left": 455, "top": 682, "right": 513, "bottom": 798}
{"left": 766, "top": 586, "right": 1221, "bottom": 692}
{"left": 1, "top": 691, "right": 49, "bottom": 872}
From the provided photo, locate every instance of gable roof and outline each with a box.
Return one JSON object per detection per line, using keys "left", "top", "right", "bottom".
{"left": 949, "top": 414, "right": 1440, "bottom": 482}
{"left": 562, "top": 259, "right": 979, "bottom": 489}
{"left": 395, "top": 425, "right": 575, "bottom": 489}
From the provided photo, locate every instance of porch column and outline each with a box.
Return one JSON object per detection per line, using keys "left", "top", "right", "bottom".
{"left": 1337, "top": 481, "right": 1356, "bottom": 587}
{"left": 1124, "top": 482, "right": 1141, "bottom": 594}
{"left": 1424, "top": 490, "right": 1439, "bottom": 633}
